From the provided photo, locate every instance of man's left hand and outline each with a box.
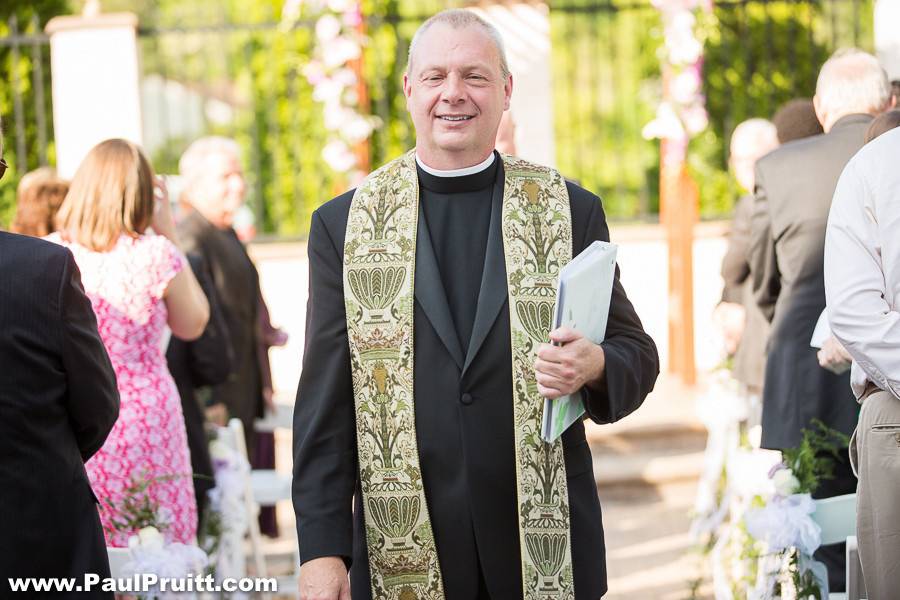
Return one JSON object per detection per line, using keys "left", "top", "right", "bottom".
{"left": 817, "top": 336, "right": 852, "bottom": 375}
{"left": 534, "top": 327, "right": 606, "bottom": 399}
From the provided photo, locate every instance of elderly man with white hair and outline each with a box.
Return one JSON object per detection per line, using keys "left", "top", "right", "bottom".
{"left": 750, "top": 48, "right": 894, "bottom": 591}
{"left": 176, "top": 137, "right": 266, "bottom": 452}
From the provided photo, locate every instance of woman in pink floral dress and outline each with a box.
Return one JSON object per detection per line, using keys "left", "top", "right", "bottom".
{"left": 50, "top": 139, "right": 210, "bottom": 546}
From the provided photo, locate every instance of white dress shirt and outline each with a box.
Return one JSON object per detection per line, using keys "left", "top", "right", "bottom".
{"left": 824, "top": 127, "right": 900, "bottom": 401}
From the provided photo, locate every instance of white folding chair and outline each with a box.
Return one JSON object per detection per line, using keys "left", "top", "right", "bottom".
{"left": 812, "top": 493, "right": 866, "bottom": 600}
{"left": 227, "top": 418, "right": 298, "bottom": 595}
{"left": 253, "top": 400, "right": 294, "bottom": 434}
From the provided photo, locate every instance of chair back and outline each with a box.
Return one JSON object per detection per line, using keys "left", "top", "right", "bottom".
{"left": 254, "top": 401, "right": 294, "bottom": 433}
{"left": 812, "top": 493, "right": 856, "bottom": 546}
{"left": 106, "top": 547, "right": 131, "bottom": 579}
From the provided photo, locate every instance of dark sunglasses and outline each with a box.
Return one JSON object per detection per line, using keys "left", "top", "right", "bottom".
{"left": 0, "top": 158, "right": 7, "bottom": 180}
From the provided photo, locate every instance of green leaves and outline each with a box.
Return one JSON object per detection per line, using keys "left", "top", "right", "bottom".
{"left": 782, "top": 419, "right": 851, "bottom": 496}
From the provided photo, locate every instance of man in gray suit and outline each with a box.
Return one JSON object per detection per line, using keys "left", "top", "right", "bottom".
{"left": 750, "top": 48, "right": 893, "bottom": 591}
{"left": 717, "top": 118, "right": 778, "bottom": 401}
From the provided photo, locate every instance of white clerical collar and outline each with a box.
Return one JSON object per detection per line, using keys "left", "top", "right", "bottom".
{"left": 415, "top": 152, "right": 495, "bottom": 177}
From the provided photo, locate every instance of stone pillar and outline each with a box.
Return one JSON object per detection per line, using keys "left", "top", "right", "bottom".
{"left": 45, "top": 12, "right": 142, "bottom": 178}
{"left": 876, "top": 0, "right": 900, "bottom": 80}
{"left": 471, "top": 3, "right": 556, "bottom": 167}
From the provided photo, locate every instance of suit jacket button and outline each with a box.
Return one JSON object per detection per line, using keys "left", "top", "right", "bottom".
{"left": 460, "top": 393, "right": 474, "bottom": 405}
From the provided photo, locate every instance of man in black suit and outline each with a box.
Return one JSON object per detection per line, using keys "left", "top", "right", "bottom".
{"left": 750, "top": 48, "right": 894, "bottom": 590}
{"left": 166, "top": 252, "right": 233, "bottom": 525}
{"left": 293, "top": 10, "right": 658, "bottom": 599}
{"left": 0, "top": 136, "right": 120, "bottom": 595}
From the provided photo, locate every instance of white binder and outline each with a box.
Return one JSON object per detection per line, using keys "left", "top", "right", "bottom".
{"left": 541, "top": 240, "right": 618, "bottom": 442}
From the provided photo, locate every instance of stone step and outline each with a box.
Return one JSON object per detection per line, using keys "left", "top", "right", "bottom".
{"left": 584, "top": 372, "right": 710, "bottom": 488}
{"left": 593, "top": 447, "right": 706, "bottom": 488}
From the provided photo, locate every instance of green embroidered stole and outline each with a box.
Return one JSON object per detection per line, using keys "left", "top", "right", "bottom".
{"left": 343, "top": 150, "right": 574, "bottom": 599}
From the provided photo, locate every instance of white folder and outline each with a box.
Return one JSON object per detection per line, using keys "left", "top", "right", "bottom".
{"left": 541, "top": 240, "right": 618, "bottom": 442}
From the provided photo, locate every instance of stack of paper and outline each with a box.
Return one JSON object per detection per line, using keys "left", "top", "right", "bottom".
{"left": 541, "top": 240, "right": 618, "bottom": 442}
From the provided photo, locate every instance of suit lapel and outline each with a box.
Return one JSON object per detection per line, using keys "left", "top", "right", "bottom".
{"left": 462, "top": 163, "right": 507, "bottom": 377}
{"left": 414, "top": 200, "right": 465, "bottom": 370}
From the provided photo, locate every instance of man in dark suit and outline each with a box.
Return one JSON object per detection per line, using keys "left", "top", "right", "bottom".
{"left": 293, "top": 10, "right": 658, "bottom": 600}
{"left": 750, "top": 48, "right": 894, "bottom": 591}
{"left": 166, "top": 252, "right": 233, "bottom": 525}
{"left": 1, "top": 135, "right": 119, "bottom": 594}
{"left": 176, "top": 138, "right": 266, "bottom": 455}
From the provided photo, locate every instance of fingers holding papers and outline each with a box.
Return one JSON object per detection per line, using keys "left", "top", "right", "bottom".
{"left": 534, "top": 327, "right": 606, "bottom": 399}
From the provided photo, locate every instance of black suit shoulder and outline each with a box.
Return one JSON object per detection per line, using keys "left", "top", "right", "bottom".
{"left": 565, "top": 181, "right": 610, "bottom": 254}
{"left": 0, "top": 233, "right": 74, "bottom": 334}
{"left": 312, "top": 189, "right": 355, "bottom": 251}
{"left": 0, "top": 231, "right": 70, "bottom": 280}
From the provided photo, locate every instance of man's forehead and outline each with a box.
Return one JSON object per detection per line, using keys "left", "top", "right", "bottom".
{"left": 411, "top": 23, "right": 499, "bottom": 71}
{"left": 204, "top": 151, "right": 241, "bottom": 170}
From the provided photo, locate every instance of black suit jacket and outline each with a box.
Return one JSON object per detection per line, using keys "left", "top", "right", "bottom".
{"left": 750, "top": 114, "right": 872, "bottom": 449}
{"left": 292, "top": 166, "right": 659, "bottom": 599}
{"left": 0, "top": 231, "right": 119, "bottom": 596}
{"left": 166, "top": 252, "right": 233, "bottom": 519}
{"left": 178, "top": 209, "right": 263, "bottom": 448}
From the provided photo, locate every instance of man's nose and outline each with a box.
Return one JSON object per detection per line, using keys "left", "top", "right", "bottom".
{"left": 440, "top": 73, "right": 465, "bottom": 103}
{"left": 228, "top": 174, "right": 246, "bottom": 196}
{"left": 228, "top": 175, "right": 247, "bottom": 198}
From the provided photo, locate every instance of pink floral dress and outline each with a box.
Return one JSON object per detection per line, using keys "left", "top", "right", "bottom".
{"left": 48, "top": 233, "right": 197, "bottom": 546}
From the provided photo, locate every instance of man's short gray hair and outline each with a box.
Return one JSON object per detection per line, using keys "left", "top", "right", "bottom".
{"left": 179, "top": 136, "right": 242, "bottom": 183}
{"left": 407, "top": 9, "right": 510, "bottom": 80}
{"left": 816, "top": 49, "right": 891, "bottom": 117}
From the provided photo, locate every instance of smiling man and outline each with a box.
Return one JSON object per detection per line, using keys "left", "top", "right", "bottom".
{"left": 293, "top": 10, "right": 658, "bottom": 600}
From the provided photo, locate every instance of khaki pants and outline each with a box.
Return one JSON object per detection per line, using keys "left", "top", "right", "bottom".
{"left": 850, "top": 388, "right": 900, "bottom": 600}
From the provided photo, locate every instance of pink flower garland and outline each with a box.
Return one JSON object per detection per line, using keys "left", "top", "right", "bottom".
{"left": 643, "top": 0, "right": 712, "bottom": 164}
{"left": 283, "top": 0, "right": 381, "bottom": 182}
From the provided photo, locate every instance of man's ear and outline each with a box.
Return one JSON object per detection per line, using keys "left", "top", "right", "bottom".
{"left": 813, "top": 94, "right": 826, "bottom": 128}
{"left": 503, "top": 74, "right": 513, "bottom": 111}
{"left": 403, "top": 72, "right": 412, "bottom": 98}
{"left": 403, "top": 72, "right": 414, "bottom": 113}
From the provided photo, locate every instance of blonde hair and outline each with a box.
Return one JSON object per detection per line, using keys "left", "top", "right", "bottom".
{"left": 56, "top": 139, "right": 155, "bottom": 251}
{"left": 10, "top": 167, "right": 69, "bottom": 238}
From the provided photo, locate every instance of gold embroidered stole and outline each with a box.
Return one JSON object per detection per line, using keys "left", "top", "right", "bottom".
{"left": 343, "top": 150, "right": 574, "bottom": 599}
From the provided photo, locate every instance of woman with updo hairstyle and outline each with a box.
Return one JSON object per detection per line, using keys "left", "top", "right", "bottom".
{"left": 49, "top": 138, "right": 210, "bottom": 546}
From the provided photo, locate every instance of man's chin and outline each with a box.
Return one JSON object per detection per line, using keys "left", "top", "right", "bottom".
{"left": 432, "top": 134, "right": 478, "bottom": 154}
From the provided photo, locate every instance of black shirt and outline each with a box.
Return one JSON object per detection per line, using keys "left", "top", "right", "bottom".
{"left": 417, "top": 158, "right": 497, "bottom": 351}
